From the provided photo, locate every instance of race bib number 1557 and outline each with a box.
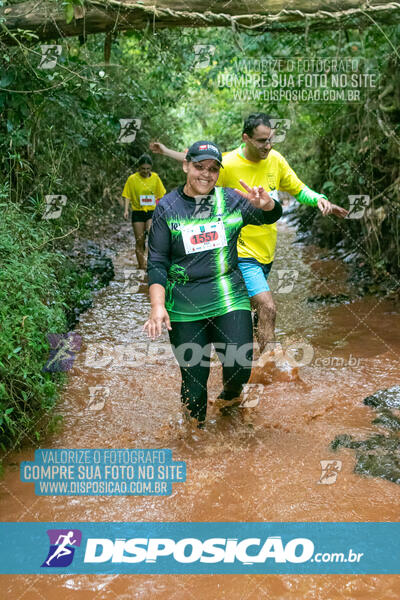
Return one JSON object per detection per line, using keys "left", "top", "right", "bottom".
{"left": 181, "top": 220, "right": 227, "bottom": 254}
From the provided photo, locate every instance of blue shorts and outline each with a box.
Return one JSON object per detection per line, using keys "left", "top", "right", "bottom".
{"left": 238, "top": 258, "right": 273, "bottom": 298}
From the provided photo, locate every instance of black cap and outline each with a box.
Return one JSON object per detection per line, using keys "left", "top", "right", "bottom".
{"left": 186, "top": 141, "right": 224, "bottom": 167}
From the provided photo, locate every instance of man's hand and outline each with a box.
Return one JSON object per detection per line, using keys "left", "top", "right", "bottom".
{"left": 331, "top": 203, "right": 349, "bottom": 218}
{"left": 149, "top": 141, "right": 167, "bottom": 155}
{"left": 317, "top": 196, "right": 333, "bottom": 216}
{"left": 235, "top": 180, "right": 275, "bottom": 211}
{"left": 144, "top": 305, "right": 172, "bottom": 339}
{"left": 123, "top": 208, "right": 129, "bottom": 220}
{"left": 318, "top": 197, "right": 349, "bottom": 218}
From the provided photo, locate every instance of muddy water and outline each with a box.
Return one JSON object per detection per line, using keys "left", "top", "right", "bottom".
{"left": 1, "top": 221, "right": 400, "bottom": 599}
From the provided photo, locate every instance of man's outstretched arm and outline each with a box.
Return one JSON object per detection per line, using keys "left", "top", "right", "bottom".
{"left": 149, "top": 142, "right": 186, "bottom": 162}
{"left": 295, "top": 186, "right": 348, "bottom": 218}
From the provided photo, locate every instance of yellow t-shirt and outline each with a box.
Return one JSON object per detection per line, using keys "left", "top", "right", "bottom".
{"left": 217, "top": 147, "right": 304, "bottom": 264}
{"left": 122, "top": 172, "right": 166, "bottom": 212}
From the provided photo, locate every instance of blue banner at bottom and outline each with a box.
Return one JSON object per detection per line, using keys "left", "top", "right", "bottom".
{"left": 0, "top": 522, "right": 399, "bottom": 574}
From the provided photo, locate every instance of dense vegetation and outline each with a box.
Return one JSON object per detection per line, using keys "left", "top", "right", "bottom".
{"left": 1, "top": 12, "right": 399, "bottom": 449}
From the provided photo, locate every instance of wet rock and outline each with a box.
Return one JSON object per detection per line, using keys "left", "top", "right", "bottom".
{"left": 331, "top": 386, "right": 400, "bottom": 485}
{"left": 69, "top": 240, "right": 115, "bottom": 290}
{"left": 332, "top": 433, "right": 398, "bottom": 453}
{"left": 331, "top": 433, "right": 355, "bottom": 450}
{"left": 307, "top": 293, "right": 351, "bottom": 305}
{"left": 364, "top": 385, "right": 400, "bottom": 411}
{"left": 84, "top": 241, "right": 115, "bottom": 288}
{"left": 64, "top": 241, "right": 115, "bottom": 328}
{"left": 372, "top": 410, "right": 400, "bottom": 432}
{"left": 355, "top": 452, "right": 400, "bottom": 485}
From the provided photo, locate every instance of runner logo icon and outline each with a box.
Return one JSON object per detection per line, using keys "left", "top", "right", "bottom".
{"left": 318, "top": 460, "right": 342, "bottom": 485}
{"left": 41, "top": 529, "right": 82, "bottom": 567}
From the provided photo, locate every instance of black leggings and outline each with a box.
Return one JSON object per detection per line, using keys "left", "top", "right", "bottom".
{"left": 168, "top": 310, "right": 253, "bottom": 423}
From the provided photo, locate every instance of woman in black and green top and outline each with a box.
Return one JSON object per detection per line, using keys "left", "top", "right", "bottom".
{"left": 144, "top": 141, "right": 282, "bottom": 426}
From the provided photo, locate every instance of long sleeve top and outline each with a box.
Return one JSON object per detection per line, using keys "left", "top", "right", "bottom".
{"left": 148, "top": 186, "right": 282, "bottom": 322}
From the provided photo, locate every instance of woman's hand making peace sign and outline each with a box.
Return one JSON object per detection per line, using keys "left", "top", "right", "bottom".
{"left": 234, "top": 179, "right": 276, "bottom": 211}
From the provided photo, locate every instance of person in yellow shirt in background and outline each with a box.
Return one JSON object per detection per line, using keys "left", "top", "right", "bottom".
{"left": 150, "top": 113, "right": 347, "bottom": 363}
{"left": 123, "top": 153, "right": 166, "bottom": 270}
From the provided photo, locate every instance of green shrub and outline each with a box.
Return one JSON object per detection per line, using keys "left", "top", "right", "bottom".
{"left": 0, "top": 195, "right": 94, "bottom": 449}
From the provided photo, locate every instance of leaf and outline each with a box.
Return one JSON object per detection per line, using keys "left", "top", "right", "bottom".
{"left": 0, "top": 72, "right": 14, "bottom": 88}
{"left": 65, "top": 3, "right": 74, "bottom": 24}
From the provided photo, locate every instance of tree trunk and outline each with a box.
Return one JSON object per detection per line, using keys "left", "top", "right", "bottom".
{"left": 1, "top": 0, "right": 400, "bottom": 44}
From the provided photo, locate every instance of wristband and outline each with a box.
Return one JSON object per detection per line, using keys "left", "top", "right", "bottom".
{"left": 295, "top": 185, "right": 327, "bottom": 207}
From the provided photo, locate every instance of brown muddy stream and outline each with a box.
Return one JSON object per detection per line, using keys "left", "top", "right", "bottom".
{"left": 1, "top": 220, "right": 400, "bottom": 599}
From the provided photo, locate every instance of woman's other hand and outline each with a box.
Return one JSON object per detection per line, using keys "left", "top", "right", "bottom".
{"left": 144, "top": 305, "right": 172, "bottom": 339}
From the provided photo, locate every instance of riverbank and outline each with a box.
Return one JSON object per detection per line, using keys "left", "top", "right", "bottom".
{"left": 0, "top": 200, "right": 129, "bottom": 453}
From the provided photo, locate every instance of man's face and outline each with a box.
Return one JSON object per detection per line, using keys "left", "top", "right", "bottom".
{"left": 183, "top": 159, "right": 220, "bottom": 196}
{"left": 138, "top": 163, "right": 152, "bottom": 178}
{"left": 243, "top": 124, "right": 274, "bottom": 160}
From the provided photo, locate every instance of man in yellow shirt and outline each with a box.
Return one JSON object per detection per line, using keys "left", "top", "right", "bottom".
{"left": 123, "top": 154, "right": 166, "bottom": 269}
{"left": 150, "top": 113, "right": 347, "bottom": 355}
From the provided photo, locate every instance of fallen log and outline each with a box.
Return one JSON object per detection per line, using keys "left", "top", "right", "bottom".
{"left": 1, "top": 0, "right": 400, "bottom": 45}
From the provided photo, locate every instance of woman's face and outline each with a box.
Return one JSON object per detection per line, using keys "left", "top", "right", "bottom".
{"left": 138, "top": 163, "right": 152, "bottom": 178}
{"left": 183, "top": 159, "right": 220, "bottom": 196}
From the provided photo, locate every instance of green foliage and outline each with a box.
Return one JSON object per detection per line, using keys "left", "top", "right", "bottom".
{"left": 0, "top": 18, "right": 399, "bottom": 450}
{"left": 0, "top": 27, "right": 198, "bottom": 450}
{"left": 181, "top": 25, "right": 400, "bottom": 290}
{"left": 282, "top": 27, "right": 400, "bottom": 292}
{"left": 0, "top": 189, "right": 96, "bottom": 449}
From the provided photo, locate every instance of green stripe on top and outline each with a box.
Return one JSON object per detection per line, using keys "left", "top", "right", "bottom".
{"left": 224, "top": 212, "right": 243, "bottom": 229}
{"left": 214, "top": 187, "right": 235, "bottom": 312}
{"left": 214, "top": 187, "right": 227, "bottom": 273}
